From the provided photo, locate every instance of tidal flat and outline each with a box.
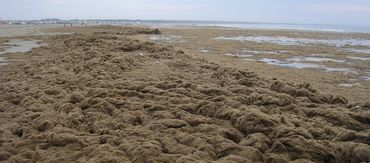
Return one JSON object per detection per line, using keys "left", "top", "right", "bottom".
{"left": 0, "top": 25, "right": 369, "bottom": 162}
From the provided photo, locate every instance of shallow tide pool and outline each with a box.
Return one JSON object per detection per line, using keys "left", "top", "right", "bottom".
{"left": 361, "top": 75, "right": 370, "bottom": 80}
{"left": 259, "top": 58, "right": 358, "bottom": 74}
{"left": 345, "top": 48, "right": 370, "bottom": 54}
{"left": 149, "top": 35, "right": 184, "bottom": 43}
{"left": 338, "top": 83, "right": 362, "bottom": 87}
{"left": 215, "top": 36, "right": 370, "bottom": 47}
{"left": 287, "top": 57, "right": 346, "bottom": 63}
{"left": 225, "top": 53, "right": 254, "bottom": 57}
{"left": 347, "top": 56, "right": 370, "bottom": 61}
{"left": 0, "top": 39, "right": 41, "bottom": 65}
{"left": 240, "top": 50, "right": 288, "bottom": 55}
{"left": 0, "top": 39, "right": 40, "bottom": 55}
{"left": 199, "top": 47, "right": 215, "bottom": 53}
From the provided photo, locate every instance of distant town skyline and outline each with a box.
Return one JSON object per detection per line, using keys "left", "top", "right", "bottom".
{"left": 1, "top": 0, "right": 370, "bottom": 27}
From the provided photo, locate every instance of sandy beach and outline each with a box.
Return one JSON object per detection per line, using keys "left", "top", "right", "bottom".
{"left": 141, "top": 27, "right": 370, "bottom": 103}
{"left": 0, "top": 25, "right": 369, "bottom": 162}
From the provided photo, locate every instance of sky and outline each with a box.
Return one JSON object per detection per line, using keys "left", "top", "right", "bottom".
{"left": 1, "top": 0, "right": 370, "bottom": 26}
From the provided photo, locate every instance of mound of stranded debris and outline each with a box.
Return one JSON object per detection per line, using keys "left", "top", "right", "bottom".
{"left": 0, "top": 26, "right": 369, "bottom": 163}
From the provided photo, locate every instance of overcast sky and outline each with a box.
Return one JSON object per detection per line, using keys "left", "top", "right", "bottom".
{"left": 1, "top": 0, "right": 370, "bottom": 26}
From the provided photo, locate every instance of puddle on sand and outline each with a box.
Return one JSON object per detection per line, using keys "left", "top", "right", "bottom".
{"left": 225, "top": 53, "right": 254, "bottom": 57}
{"left": 361, "top": 75, "right": 370, "bottom": 80}
{"left": 339, "top": 83, "right": 362, "bottom": 87}
{"left": 0, "top": 57, "right": 8, "bottom": 66}
{"left": 240, "top": 50, "right": 288, "bottom": 55}
{"left": 215, "top": 36, "right": 370, "bottom": 47}
{"left": 260, "top": 58, "right": 323, "bottom": 69}
{"left": 200, "top": 49, "right": 211, "bottom": 53}
{"left": 347, "top": 56, "right": 370, "bottom": 61}
{"left": 324, "top": 67, "right": 358, "bottom": 74}
{"left": 0, "top": 39, "right": 41, "bottom": 65}
{"left": 345, "top": 48, "right": 370, "bottom": 54}
{"left": 149, "top": 35, "right": 184, "bottom": 43}
{"left": 0, "top": 39, "right": 41, "bottom": 55}
{"left": 287, "top": 57, "right": 346, "bottom": 63}
{"left": 226, "top": 49, "right": 288, "bottom": 58}
{"left": 259, "top": 58, "right": 357, "bottom": 74}
{"left": 310, "top": 54, "right": 335, "bottom": 57}
{"left": 199, "top": 47, "right": 215, "bottom": 53}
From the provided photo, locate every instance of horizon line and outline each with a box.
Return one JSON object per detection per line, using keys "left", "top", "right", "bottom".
{"left": 1, "top": 18, "right": 370, "bottom": 28}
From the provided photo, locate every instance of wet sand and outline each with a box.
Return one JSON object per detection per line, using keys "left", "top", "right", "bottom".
{"left": 0, "top": 25, "right": 65, "bottom": 37}
{"left": 0, "top": 25, "right": 369, "bottom": 162}
{"left": 142, "top": 27, "right": 370, "bottom": 103}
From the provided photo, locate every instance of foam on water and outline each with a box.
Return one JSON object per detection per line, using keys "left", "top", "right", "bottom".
{"left": 215, "top": 36, "right": 370, "bottom": 47}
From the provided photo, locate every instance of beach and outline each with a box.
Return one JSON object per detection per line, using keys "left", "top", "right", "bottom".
{"left": 0, "top": 25, "right": 369, "bottom": 162}
{"left": 143, "top": 27, "right": 370, "bottom": 103}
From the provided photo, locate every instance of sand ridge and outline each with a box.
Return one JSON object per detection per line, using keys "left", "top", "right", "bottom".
{"left": 0, "top": 26, "right": 369, "bottom": 162}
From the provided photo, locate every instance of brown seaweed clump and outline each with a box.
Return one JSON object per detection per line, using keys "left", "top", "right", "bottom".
{"left": 0, "top": 26, "right": 369, "bottom": 163}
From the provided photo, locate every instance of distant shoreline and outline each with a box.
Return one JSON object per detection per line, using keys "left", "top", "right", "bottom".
{"left": 1, "top": 19, "right": 370, "bottom": 34}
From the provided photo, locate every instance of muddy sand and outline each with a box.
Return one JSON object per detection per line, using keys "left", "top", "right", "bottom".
{"left": 0, "top": 26, "right": 370, "bottom": 162}
{"left": 143, "top": 27, "right": 370, "bottom": 103}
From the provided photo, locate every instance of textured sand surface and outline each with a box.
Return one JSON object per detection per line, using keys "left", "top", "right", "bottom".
{"left": 0, "top": 26, "right": 369, "bottom": 162}
{"left": 143, "top": 28, "right": 370, "bottom": 103}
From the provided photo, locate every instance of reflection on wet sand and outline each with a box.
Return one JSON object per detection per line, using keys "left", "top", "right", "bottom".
{"left": 287, "top": 57, "right": 346, "bottom": 63}
{"left": 149, "top": 35, "right": 184, "bottom": 43}
{"left": 0, "top": 39, "right": 41, "bottom": 65}
{"left": 347, "top": 56, "right": 370, "bottom": 61}
{"left": 259, "top": 58, "right": 358, "bottom": 74}
{"left": 215, "top": 35, "right": 370, "bottom": 47}
{"left": 0, "top": 39, "right": 40, "bottom": 54}
{"left": 240, "top": 49, "right": 288, "bottom": 55}
{"left": 345, "top": 48, "right": 370, "bottom": 54}
{"left": 338, "top": 83, "right": 362, "bottom": 87}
